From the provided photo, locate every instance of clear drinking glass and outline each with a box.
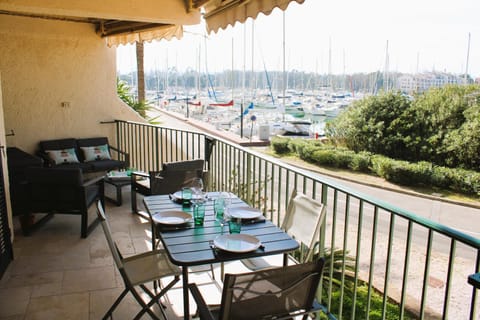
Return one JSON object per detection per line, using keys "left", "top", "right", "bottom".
{"left": 193, "top": 201, "right": 206, "bottom": 226}
{"left": 181, "top": 187, "right": 192, "bottom": 212}
{"left": 215, "top": 192, "right": 231, "bottom": 234}
{"left": 228, "top": 217, "right": 241, "bottom": 234}
{"left": 190, "top": 177, "right": 204, "bottom": 205}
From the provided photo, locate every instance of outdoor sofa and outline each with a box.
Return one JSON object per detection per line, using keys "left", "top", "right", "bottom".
{"left": 37, "top": 137, "right": 129, "bottom": 174}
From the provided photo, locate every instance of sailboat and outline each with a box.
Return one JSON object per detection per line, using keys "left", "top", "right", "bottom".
{"left": 208, "top": 100, "right": 234, "bottom": 107}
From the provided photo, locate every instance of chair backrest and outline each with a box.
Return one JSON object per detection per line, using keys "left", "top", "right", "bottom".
{"left": 95, "top": 200, "right": 124, "bottom": 271}
{"left": 150, "top": 159, "right": 205, "bottom": 195}
{"left": 219, "top": 259, "right": 325, "bottom": 320}
{"left": 281, "top": 189, "right": 327, "bottom": 262}
{"left": 26, "top": 167, "right": 85, "bottom": 211}
{"left": 161, "top": 159, "right": 204, "bottom": 172}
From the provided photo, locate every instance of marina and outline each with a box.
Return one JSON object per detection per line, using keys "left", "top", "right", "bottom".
{"left": 148, "top": 88, "right": 362, "bottom": 140}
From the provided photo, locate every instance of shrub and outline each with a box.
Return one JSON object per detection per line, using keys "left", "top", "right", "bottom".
{"left": 271, "top": 138, "right": 480, "bottom": 196}
{"left": 297, "top": 144, "right": 322, "bottom": 162}
{"left": 429, "top": 166, "right": 449, "bottom": 189}
{"left": 288, "top": 138, "right": 311, "bottom": 154}
{"left": 270, "top": 137, "right": 291, "bottom": 154}
{"left": 448, "top": 167, "right": 480, "bottom": 195}
{"left": 310, "top": 149, "right": 337, "bottom": 166}
{"left": 350, "top": 151, "right": 372, "bottom": 172}
{"left": 370, "top": 155, "right": 393, "bottom": 178}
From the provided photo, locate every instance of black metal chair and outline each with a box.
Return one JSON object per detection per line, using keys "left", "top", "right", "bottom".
{"left": 96, "top": 200, "right": 181, "bottom": 320}
{"left": 189, "top": 258, "right": 329, "bottom": 320}
{"left": 130, "top": 159, "right": 206, "bottom": 214}
{"left": 24, "top": 167, "right": 104, "bottom": 238}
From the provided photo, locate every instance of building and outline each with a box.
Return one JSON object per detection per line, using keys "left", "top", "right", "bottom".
{"left": 397, "top": 72, "right": 466, "bottom": 93}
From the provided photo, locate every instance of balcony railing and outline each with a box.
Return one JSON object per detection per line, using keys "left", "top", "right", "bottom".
{"left": 113, "top": 119, "right": 480, "bottom": 320}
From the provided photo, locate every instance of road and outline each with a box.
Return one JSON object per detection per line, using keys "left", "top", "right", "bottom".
{"left": 315, "top": 171, "right": 480, "bottom": 239}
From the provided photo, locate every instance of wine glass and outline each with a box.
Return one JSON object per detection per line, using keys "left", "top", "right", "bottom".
{"left": 190, "top": 177, "right": 204, "bottom": 205}
{"left": 215, "top": 192, "right": 231, "bottom": 234}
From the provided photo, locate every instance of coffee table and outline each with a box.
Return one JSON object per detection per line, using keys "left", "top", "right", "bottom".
{"left": 104, "top": 171, "right": 131, "bottom": 206}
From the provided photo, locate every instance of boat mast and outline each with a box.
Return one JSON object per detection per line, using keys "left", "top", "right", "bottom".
{"left": 251, "top": 21, "right": 255, "bottom": 99}
{"left": 384, "top": 40, "right": 389, "bottom": 91}
{"left": 464, "top": 32, "right": 471, "bottom": 84}
{"left": 240, "top": 22, "right": 247, "bottom": 138}
{"left": 282, "top": 10, "right": 286, "bottom": 121}
{"left": 328, "top": 37, "right": 332, "bottom": 91}
{"left": 231, "top": 37, "right": 234, "bottom": 102}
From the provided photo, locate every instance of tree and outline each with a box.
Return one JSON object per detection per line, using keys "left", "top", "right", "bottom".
{"left": 117, "top": 78, "right": 158, "bottom": 123}
{"left": 325, "top": 84, "right": 480, "bottom": 170}
{"left": 136, "top": 41, "right": 145, "bottom": 102}
{"left": 325, "top": 91, "right": 412, "bottom": 159}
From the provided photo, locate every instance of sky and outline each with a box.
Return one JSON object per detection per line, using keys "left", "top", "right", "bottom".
{"left": 116, "top": 0, "right": 480, "bottom": 78}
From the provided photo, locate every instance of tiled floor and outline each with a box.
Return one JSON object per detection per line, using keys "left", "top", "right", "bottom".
{"left": 0, "top": 184, "right": 248, "bottom": 319}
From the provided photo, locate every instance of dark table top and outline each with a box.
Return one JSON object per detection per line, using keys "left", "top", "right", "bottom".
{"left": 143, "top": 192, "right": 299, "bottom": 267}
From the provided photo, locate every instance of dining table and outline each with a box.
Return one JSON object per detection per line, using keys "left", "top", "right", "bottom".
{"left": 143, "top": 191, "right": 300, "bottom": 320}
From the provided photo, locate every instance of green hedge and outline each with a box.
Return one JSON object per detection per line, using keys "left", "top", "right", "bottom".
{"left": 270, "top": 137, "right": 480, "bottom": 195}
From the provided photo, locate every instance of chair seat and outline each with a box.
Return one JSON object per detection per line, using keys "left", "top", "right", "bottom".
{"left": 241, "top": 254, "right": 298, "bottom": 271}
{"left": 240, "top": 256, "right": 277, "bottom": 271}
{"left": 85, "top": 184, "right": 101, "bottom": 206}
{"left": 134, "top": 179, "right": 151, "bottom": 193}
{"left": 123, "top": 250, "right": 181, "bottom": 286}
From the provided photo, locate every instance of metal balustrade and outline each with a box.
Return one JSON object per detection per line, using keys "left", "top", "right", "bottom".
{"left": 113, "top": 119, "right": 480, "bottom": 320}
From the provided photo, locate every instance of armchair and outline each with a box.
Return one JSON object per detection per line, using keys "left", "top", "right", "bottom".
{"left": 25, "top": 167, "right": 104, "bottom": 238}
{"left": 131, "top": 159, "right": 206, "bottom": 213}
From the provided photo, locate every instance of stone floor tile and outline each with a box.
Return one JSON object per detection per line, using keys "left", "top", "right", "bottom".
{"left": 7, "top": 255, "right": 64, "bottom": 275}
{"left": 31, "top": 282, "right": 63, "bottom": 298}
{"left": 0, "top": 286, "right": 32, "bottom": 318}
{"left": 25, "top": 292, "right": 89, "bottom": 320}
{"left": 0, "top": 271, "right": 63, "bottom": 289}
{"left": 89, "top": 287, "right": 144, "bottom": 319}
{"left": 61, "top": 266, "right": 116, "bottom": 294}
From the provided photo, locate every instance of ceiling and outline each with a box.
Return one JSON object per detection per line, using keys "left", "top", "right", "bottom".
{"left": 0, "top": 0, "right": 304, "bottom": 45}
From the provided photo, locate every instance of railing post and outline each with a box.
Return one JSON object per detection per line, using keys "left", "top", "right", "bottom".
{"left": 204, "top": 136, "right": 216, "bottom": 172}
{"left": 469, "top": 272, "right": 479, "bottom": 320}
{"left": 246, "top": 152, "right": 252, "bottom": 205}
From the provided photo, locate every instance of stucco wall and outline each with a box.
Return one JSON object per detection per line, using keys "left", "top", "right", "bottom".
{"left": 0, "top": 14, "right": 145, "bottom": 154}
{"left": 0, "top": 72, "right": 13, "bottom": 238}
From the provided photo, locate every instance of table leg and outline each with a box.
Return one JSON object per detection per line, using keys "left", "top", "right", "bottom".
{"left": 116, "top": 184, "right": 123, "bottom": 206}
{"left": 182, "top": 267, "right": 190, "bottom": 320}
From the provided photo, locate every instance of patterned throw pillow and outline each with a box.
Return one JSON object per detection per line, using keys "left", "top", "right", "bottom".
{"left": 45, "top": 148, "right": 80, "bottom": 165}
{"left": 81, "top": 144, "right": 111, "bottom": 161}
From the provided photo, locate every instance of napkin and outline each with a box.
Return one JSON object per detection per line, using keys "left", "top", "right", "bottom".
{"left": 241, "top": 215, "right": 266, "bottom": 225}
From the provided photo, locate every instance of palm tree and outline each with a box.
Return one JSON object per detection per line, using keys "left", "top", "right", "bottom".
{"left": 136, "top": 41, "right": 145, "bottom": 102}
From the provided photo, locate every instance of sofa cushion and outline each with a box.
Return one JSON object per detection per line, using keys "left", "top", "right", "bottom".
{"left": 81, "top": 145, "right": 111, "bottom": 161}
{"left": 89, "top": 159, "right": 125, "bottom": 172}
{"left": 45, "top": 148, "right": 80, "bottom": 165}
{"left": 50, "top": 162, "right": 94, "bottom": 172}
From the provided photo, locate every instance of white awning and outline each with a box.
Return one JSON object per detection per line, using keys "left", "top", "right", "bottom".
{"left": 202, "top": 0, "right": 305, "bottom": 33}
{"left": 105, "top": 24, "right": 183, "bottom": 47}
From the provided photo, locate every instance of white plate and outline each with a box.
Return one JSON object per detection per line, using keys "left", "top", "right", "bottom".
{"left": 173, "top": 190, "right": 205, "bottom": 201}
{"left": 152, "top": 210, "right": 192, "bottom": 225}
{"left": 213, "top": 234, "right": 262, "bottom": 253}
{"left": 229, "top": 207, "right": 262, "bottom": 220}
